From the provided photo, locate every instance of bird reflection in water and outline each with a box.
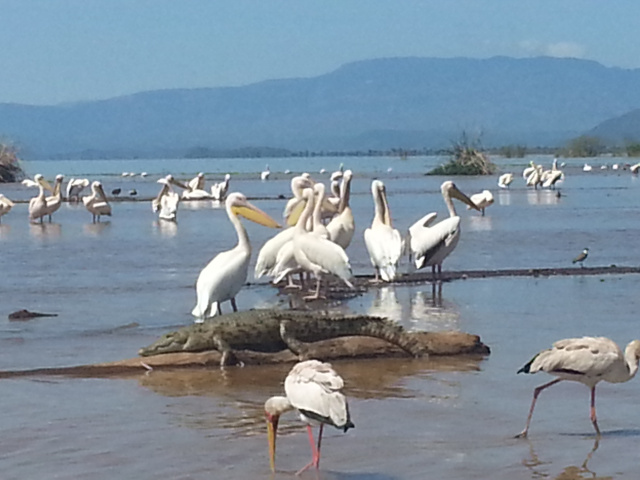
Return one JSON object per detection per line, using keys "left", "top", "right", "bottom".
{"left": 367, "top": 286, "right": 402, "bottom": 322}
{"left": 526, "top": 189, "right": 558, "bottom": 206}
{"left": 409, "top": 286, "right": 460, "bottom": 332}
{"left": 523, "top": 438, "right": 607, "bottom": 480}
{"left": 467, "top": 214, "right": 493, "bottom": 232}
{"left": 29, "top": 222, "right": 62, "bottom": 239}
{"left": 497, "top": 189, "right": 511, "bottom": 206}
{"left": 83, "top": 221, "right": 110, "bottom": 236}
{"left": 154, "top": 219, "right": 178, "bottom": 237}
{"left": 0, "top": 224, "right": 10, "bottom": 239}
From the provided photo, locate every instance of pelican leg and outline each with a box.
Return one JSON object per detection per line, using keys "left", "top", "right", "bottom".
{"left": 216, "top": 303, "right": 222, "bottom": 316}
{"left": 590, "top": 386, "right": 601, "bottom": 436}
{"left": 231, "top": 297, "right": 238, "bottom": 312}
{"left": 515, "top": 378, "right": 562, "bottom": 438}
{"left": 303, "top": 276, "right": 324, "bottom": 300}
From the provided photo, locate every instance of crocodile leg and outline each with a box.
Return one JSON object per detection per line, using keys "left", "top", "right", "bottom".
{"left": 279, "top": 320, "right": 312, "bottom": 359}
{"left": 212, "top": 334, "right": 242, "bottom": 367}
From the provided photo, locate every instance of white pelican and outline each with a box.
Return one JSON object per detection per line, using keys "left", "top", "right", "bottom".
{"left": 630, "top": 163, "right": 640, "bottom": 174}
{"left": 526, "top": 164, "right": 543, "bottom": 189}
{"left": 210, "top": 173, "right": 231, "bottom": 201}
{"left": 0, "top": 194, "right": 14, "bottom": 223}
{"left": 254, "top": 227, "right": 296, "bottom": 280}
{"left": 44, "top": 174, "right": 64, "bottom": 222}
{"left": 66, "top": 178, "right": 90, "bottom": 202}
{"left": 83, "top": 181, "right": 111, "bottom": 223}
{"left": 522, "top": 161, "right": 536, "bottom": 180}
{"left": 516, "top": 336, "right": 640, "bottom": 437}
{"left": 261, "top": 164, "right": 271, "bottom": 181}
{"left": 407, "top": 181, "right": 479, "bottom": 277}
{"left": 152, "top": 175, "right": 180, "bottom": 222}
{"left": 282, "top": 173, "right": 314, "bottom": 222}
{"left": 23, "top": 174, "right": 53, "bottom": 223}
{"left": 497, "top": 173, "right": 513, "bottom": 189}
{"left": 187, "top": 172, "right": 206, "bottom": 191}
{"left": 363, "top": 180, "right": 403, "bottom": 282}
{"left": 583, "top": 163, "right": 593, "bottom": 172}
{"left": 191, "top": 192, "right": 280, "bottom": 321}
{"left": 572, "top": 247, "right": 589, "bottom": 267}
{"left": 468, "top": 190, "right": 494, "bottom": 216}
{"left": 265, "top": 359, "right": 354, "bottom": 474}
{"left": 326, "top": 169, "right": 355, "bottom": 250}
{"left": 291, "top": 187, "right": 353, "bottom": 299}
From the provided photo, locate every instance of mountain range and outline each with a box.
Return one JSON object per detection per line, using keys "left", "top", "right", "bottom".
{"left": 2, "top": 56, "right": 640, "bottom": 159}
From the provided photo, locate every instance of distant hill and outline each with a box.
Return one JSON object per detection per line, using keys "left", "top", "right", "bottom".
{"left": 588, "top": 108, "right": 640, "bottom": 144}
{"left": 3, "top": 56, "right": 640, "bottom": 159}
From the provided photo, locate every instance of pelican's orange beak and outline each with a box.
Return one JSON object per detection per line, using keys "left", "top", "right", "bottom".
{"left": 266, "top": 412, "right": 280, "bottom": 473}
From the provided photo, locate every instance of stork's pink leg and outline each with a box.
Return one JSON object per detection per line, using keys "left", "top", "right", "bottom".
{"left": 515, "top": 378, "right": 562, "bottom": 438}
{"left": 590, "top": 386, "right": 601, "bottom": 436}
{"left": 296, "top": 425, "right": 321, "bottom": 475}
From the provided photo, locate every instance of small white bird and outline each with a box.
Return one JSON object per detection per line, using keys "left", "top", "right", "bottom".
{"left": 264, "top": 359, "right": 354, "bottom": 474}
{"left": 261, "top": 164, "right": 271, "bottom": 181}
{"left": 516, "top": 336, "right": 640, "bottom": 437}
{"left": 468, "top": 190, "right": 493, "bottom": 216}
{"left": 498, "top": 173, "right": 513, "bottom": 189}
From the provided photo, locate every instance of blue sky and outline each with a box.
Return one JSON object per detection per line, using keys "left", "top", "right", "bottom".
{"left": 1, "top": 1, "right": 637, "bottom": 105}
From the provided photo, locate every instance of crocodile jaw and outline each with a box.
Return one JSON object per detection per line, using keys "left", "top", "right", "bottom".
{"left": 138, "top": 332, "right": 188, "bottom": 356}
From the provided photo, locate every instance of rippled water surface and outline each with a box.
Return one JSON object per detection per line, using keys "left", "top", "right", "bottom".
{"left": 1, "top": 155, "right": 640, "bottom": 479}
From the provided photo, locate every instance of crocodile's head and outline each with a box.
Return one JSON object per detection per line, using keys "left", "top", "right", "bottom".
{"left": 138, "top": 329, "right": 190, "bottom": 356}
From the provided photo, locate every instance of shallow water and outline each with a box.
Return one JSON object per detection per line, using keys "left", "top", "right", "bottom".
{"left": 1, "top": 155, "right": 640, "bottom": 479}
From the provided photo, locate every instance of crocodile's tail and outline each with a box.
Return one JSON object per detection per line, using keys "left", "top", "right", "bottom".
{"left": 349, "top": 316, "right": 426, "bottom": 357}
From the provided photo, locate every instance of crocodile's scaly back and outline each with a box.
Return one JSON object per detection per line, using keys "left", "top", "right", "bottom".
{"left": 139, "top": 309, "right": 425, "bottom": 358}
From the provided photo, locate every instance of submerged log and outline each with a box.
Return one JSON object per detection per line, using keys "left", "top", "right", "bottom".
{"left": 0, "top": 331, "right": 489, "bottom": 379}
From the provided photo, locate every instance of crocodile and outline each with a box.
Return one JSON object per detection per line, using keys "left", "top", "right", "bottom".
{"left": 139, "top": 309, "right": 426, "bottom": 365}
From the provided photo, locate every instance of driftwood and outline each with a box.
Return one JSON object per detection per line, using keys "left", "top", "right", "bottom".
{"left": 0, "top": 331, "right": 489, "bottom": 379}
{"left": 8, "top": 309, "right": 58, "bottom": 321}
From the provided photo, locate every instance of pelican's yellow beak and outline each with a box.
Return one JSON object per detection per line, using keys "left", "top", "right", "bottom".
{"left": 39, "top": 177, "right": 54, "bottom": 193}
{"left": 286, "top": 199, "right": 306, "bottom": 226}
{"left": 266, "top": 414, "right": 279, "bottom": 473}
{"left": 233, "top": 202, "right": 281, "bottom": 228}
{"left": 452, "top": 186, "right": 481, "bottom": 211}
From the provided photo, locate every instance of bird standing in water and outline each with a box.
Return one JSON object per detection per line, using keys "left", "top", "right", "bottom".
{"left": 573, "top": 248, "right": 589, "bottom": 267}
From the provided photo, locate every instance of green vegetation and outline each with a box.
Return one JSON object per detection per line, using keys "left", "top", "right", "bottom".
{"left": 625, "top": 142, "right": 640, "bottom": 157}
{"left": 428, "top": 132, "right": 496, "bottom": 176}
{"left": 559, "top": 135, "right": 604, "bottom": 157}
{"left": 0, "top": 143, "right": 25, "bottom": 183}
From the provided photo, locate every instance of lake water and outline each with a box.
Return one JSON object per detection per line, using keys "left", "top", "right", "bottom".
{"left": 1, "top": 155, "right": 640, "bottom": 479}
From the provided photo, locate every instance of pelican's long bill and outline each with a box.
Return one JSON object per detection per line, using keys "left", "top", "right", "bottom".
{"left": 232, "top": 201, "right": 281, "bottom": 228}
{"left": 38, "top": 176, "right": 54, "bottom": 193}
{"left": 266, "top": 413, "right": 279, "bottom": 473}
{"left": 451, "top": 184, "right": 481, "bottom": 211}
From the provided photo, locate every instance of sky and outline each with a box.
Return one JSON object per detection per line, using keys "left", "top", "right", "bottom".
{"left": 1, "top": 1, "right": 639, "bottom": 105}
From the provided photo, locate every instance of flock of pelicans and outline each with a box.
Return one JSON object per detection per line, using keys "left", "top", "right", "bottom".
{"left": 3, "top": 159, "right": 640, "bottom": 474}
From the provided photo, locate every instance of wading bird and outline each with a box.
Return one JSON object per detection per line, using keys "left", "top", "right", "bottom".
{"left": 265, "top": 359, "right": 354, "bottom": 474}
{"left": 191, "top": 192, "right": 280, "bottom": 321}
{"left": 66, "top": 178, "right": 90, "bottom": 202}
{"left": 516, "top": 336, "right": 640, "bottom": 438}
{"left": 363, "top": 180, "right": 403, "bottom": 282}
{"left": 407, "top": 181, "right": 479, "bottom": 278}
{"left": 327, "top": 169, "right": 355, "bottom": 250}
{"left": 83, "top": 181, "right": 112, "bottom": 223}
{"left": 152, "top": 175, "right": 180, "bottom": 221}
{"left": 469, "top": 189, "right": 494, "bottom": 216}
{"left": 44, "top": 174, "right": 64, "bottom": 222}
{"left": 573, "top": 248, "right": 589, "bottom": 267}
{"left": 210, "top": 173, "right": 231, "bottom": 201}
{"left": 0, "top": 194, "right": 14, "bottom": 222}
{"left": 23, "top": 174, "right": 53, "bottom": 223}
{"left": 498, "top": 173, "right": 513, "bottom": 189}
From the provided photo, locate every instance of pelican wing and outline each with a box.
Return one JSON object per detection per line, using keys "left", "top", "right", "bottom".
{"left": 254, "top": 227, "right": 296, "bottom": 278}
{"left": 410, "top": 216, "right": 460, "bottom": 269}
{"left": 295, "top": 233, "right": 352, "bottom": 283}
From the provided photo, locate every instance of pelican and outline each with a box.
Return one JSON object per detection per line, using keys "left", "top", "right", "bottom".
{"left": 0, "top": 194, "right": 14, "bottom": 222}
{"left": 210, "top": 173, "right": 231, "bottom": 201}
{"left": 23, "top": 174, "right": 53, "bottom": 223}
{"left": 265, "top": 359, "right": 354, "bottom": 474}
{"left": 83, "top": 181, "right": 111, "bottom": 223}
{"left": 468, "top": 190, "right": 494, "bottom": 216}
{"left": 407, "top": 181, "right": 480, "bottom": 277}
{"left": 522, "top": 161, "right": 537, "bottom": 180}
{"left": 152, "top": 175, "right": 180, "bottom": 221}
{"left": 282, "top": 173, "right": 314, "bottom": 222}
{"left": 43, "top": 174, "right": 64, "bottom": 222}
{"left": 497, "top": 173, "right": 513, "bottom": 189}
{"left": 254, "top": 228, "right": 297, "bottom": 280}
{"left": 583, "top": 163, "right": 593, "bottom": 172}
{"left": 187, "top": 172, "right": 206, "bottom": 191}
{"left": 66, "top": 178, "right": 90, "bottom": 202}
{"left": 516, "top": 336, "right": 640, "bottom": 437}
{"left": 191, "top": 192, "right": 280, "bottom": 321}
{"left": 572, "top": 247, "right": 589, "bottom": 267}
{"left": 363, "top": 180, "right": 403, "bottom": 282}
{"left": 326, "top": 169, "right": 355, "bottom": 250}
{"left": 290, "top": 187, "right": 353, "bottom": 299}
{"left": 261, "top": 164, "right": 271, "bottom": 181}
{"left": 630, "top": 163, "right": 640, "bottom": 174}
